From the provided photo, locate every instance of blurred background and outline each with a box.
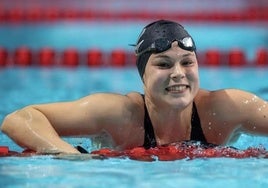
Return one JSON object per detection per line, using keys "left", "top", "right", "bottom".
{"left": 0, "top": 0, "right": 267, "bottom": 67}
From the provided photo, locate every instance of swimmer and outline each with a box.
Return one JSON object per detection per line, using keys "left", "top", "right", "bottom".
{"left": 1, "top": 20, "right": 268, "bottom": 154}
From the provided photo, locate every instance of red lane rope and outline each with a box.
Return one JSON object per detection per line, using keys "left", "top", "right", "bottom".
{"left": 0, "top": 47, "right": 267, "bottom": 68}
{"left": 0, "top": 8, "right": 267, "bottom": 22}
{"left": 0, "top": 146, "right": 9, "bottom": 154}
{"left": 0, "top": 146, "right": 36, "bottom": 157}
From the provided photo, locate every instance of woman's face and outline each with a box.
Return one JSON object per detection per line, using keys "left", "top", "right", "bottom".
{"left": 143, "top": 41, "right": 199, "bottom": 109}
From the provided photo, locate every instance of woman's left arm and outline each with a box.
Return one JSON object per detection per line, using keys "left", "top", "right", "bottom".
{"left": 228, "top": 89, "right": 268, "bottom": 135}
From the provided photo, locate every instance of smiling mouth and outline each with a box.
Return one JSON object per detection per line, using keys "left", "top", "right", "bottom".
{"left": 165, "top": 85, "right": 189, "bottom": 93}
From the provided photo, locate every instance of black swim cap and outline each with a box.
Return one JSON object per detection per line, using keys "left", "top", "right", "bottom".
{"left": 135, "top": 20, "right": 196, "bottom": 78}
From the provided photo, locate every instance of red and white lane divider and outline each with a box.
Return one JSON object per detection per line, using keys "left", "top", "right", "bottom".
{"left": 0, "top": 47, "right": 267, "bottom": 68}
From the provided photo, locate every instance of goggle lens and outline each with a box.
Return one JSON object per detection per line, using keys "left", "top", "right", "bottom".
{"left": 135, "top": 37, "right": 195, "bottom": 56}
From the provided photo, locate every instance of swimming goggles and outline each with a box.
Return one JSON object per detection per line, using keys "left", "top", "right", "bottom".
{"left": 135, "top": 37, "right": 196, "bottom": 56}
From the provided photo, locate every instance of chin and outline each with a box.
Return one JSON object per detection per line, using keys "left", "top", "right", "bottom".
{"left": 166, "top": 97, "right": 192, "bottom": 109}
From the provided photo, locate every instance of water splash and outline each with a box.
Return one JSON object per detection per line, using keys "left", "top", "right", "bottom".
{"left": 91, "top": 141, "right": 268, "bottom": 162}
{"left": 1, "top": 141, "right": 267, "bottom": 162}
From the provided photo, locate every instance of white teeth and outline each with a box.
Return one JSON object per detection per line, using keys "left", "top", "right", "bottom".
{"left": 167, "top": 85, "right": 187, "bottom": 92}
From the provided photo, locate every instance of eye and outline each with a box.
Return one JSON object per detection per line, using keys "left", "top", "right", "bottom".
{"left": 181, "top": 59, "right": 194, "bottom": 66}
{"left": 157, "top": 61, "right": 172, "bottom": 69}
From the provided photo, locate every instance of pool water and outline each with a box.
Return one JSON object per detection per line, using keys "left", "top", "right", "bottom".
{"left": 1, "top": 67, "right": 268, "bottom": 187}
{"left": 0, "top": 21, "right": 267, "bottom": 60}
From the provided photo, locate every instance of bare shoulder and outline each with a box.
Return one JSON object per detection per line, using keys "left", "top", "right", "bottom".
{"left": 195, "top": 88, "right": 268, "bottom": 144}
{"left": 75, "top": 92, "right": 145, "bottom": 123}
{"left": 196, "top": 89, "right": 253, "bottom": 112}
{"left": 126, "top": 92, "right": 144, "bottom": 108}
{"left": 76, "top": 92, "right": 144, "bottom": 111}
{"left": 195, "top": 88, "right": 261, "bottom": 108}
{"left": 84, "top": 92, "right": 147, "bottom": 148}
{"left": 194, "top": 88, "right": 259, "bottom": 124}
{"left": 72, "top": 92, "right": 145, "bottom": 149}
{"left": 99, "top": 91, "right": 145, "bottom": 149}
{"left": 85, "top": 91, "right": 144, "bottom": 112}
{"left": 194, "top": 89, "right": 248, "bottom": 144}
{"left": 125, "top": 92, "right": 145, "bottom": 121}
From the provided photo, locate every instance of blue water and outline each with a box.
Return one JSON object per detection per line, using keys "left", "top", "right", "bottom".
{"left": 1, "top": 156, "right": 268, "bottom": 188}
{"left": 0, "top": 21, "right": 268, "bottom": 187}
{"left": 1, "top": 67, "right": 268, "bottom": 188}
{"left": 0, "top": 21, "right": 267, "bottom": 60}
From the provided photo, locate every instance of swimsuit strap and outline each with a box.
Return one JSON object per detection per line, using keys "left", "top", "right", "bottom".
{"left": 142, "top": 95, "right": 157, "bottom": 149}
{"left": 142, "top": 94, "right": 207, "bottom": 149}
{"left": 190, "top": 102, "right": 207, "bottom": 142}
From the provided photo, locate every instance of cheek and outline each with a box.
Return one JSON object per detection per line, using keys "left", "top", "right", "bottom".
{"left": 186, "top": 64, "right": 199, "bottom": 79}
{"left": 191, "top": 69, "right": 199, "bottom": 82}
{"left": 143, "top": 73, "right": 157, "bottom": 92}
{"left": 187, "top": 68, "right": 200, "bottom": 89}
{"left": 143, "top": 70, "right": 165, "bottom": 92}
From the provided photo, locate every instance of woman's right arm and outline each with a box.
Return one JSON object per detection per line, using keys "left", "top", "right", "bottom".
{"left": 1, "top": 106, "right": 81, "bottom": 154}
{"left": 1, "top": 92, "right": 144, "bottom": 154}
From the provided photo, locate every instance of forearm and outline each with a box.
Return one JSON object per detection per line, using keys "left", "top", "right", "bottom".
{"left": 1, "top": 107, "right": 79, "bottom": 154}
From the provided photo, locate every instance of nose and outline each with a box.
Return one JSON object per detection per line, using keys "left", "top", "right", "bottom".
{"left": 170, "top": 63, "right": 185, "bottom": 79}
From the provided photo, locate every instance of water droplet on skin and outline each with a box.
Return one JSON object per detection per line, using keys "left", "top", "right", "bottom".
{"left": 208, "top": 122, "right": 211, "bottom": 125}
{"left": 256, "top": 103, "right": 267, "bottom": 111}
{"left": 252, "top": 95, "right": 258, "bottom": 102}
{"left": 212, "top": 112, "right": 216, "bottom": 116}
{"left": 253, "top": 126, "right": 256, "bottom": 130}
{"left": 243, "top": 100, "right": 249, "bottom": 104}
{"left": 208, "top": 127, "right": 212, "bottom": 130}
{"left": 218, "top": 133, "right": 222, "bottom": 136}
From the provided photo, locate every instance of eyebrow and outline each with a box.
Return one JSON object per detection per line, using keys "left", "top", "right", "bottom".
{"left": 181, "top": 53, "right": 194, "bottom": 58}
{"left": 154, "top": 52, "right": 194, "bottom": 59}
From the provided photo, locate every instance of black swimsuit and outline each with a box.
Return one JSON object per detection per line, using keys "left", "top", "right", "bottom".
{"left": 142, "top": 95, "right": 207, "bottom": 149}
